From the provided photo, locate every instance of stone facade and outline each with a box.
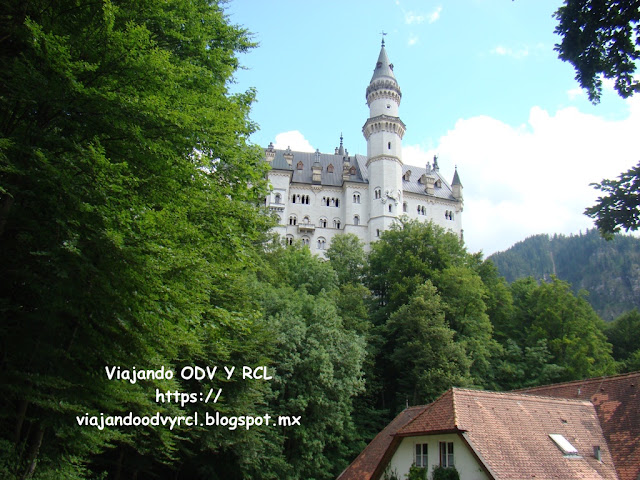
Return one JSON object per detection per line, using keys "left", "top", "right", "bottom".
{"left": 265, "top": 42, "right": 463, "bottom": 255}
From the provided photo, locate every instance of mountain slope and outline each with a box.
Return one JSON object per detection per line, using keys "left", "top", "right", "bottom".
{"left": 488, "top": 230, "right": 640, "bottom": 321}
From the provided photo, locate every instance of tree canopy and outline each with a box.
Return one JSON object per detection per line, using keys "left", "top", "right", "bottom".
{"left": 554, "top": 0, "right": 640, "bottom": 104}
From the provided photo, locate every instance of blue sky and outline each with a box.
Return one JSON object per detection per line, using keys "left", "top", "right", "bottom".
{"left": 225, "top": 0, "right": 640, "bottom": 256}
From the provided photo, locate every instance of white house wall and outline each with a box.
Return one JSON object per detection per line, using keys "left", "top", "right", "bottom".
{"left": 387, "top": 433, "right": 489, "bottom": 480}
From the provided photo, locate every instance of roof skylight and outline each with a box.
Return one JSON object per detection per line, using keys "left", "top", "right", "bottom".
{"left": 549, "top": 434, "right": 579, "bottom": 456}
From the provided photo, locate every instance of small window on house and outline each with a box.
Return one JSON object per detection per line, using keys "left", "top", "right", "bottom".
{"left": 335, "top": 199, "right": 339, "bottom": 207}
{"left": 388, "top": 142, "right": 391, "bottom": 150}
{"left": 302, "top": 236, "right": 310, "bottom": 246}
{"left": 403, "top": 202, "right": 408, "bottom": 213}
{"left": 376, "top": 229, "right": 380, "bottom": 237}
{"left": 285, "top": 235, "right": 294, "bottom": 246}
{"left": 327, "top": 164, "right": 334, "bottom": 173}
{"left": 375, "top": 188, "right": 381, "bottom": 199}
{"left": 403, "top": 171, "right": 411, "bottom": 181}
{"left": 319, "top": 218, "right": 327, "bottom": 228}
{"left": 333, "top": 219, "right": 341, "bottom": 229}
{"left": 349, "top": 166, "right": 357, "bottom": 175}
{"left": 415, "top": 444, "right": 428, "bottom": 468}
{"left": 388, "top": 204, "right": 392, "bottom": 213}
{"left": 303, "top": 216, "right": 310, "bottom": 224}
{"left": 289, "top": 215, "right": 297, "bottom": 226}
{"left": 354, "top": 215, "right": 360, "bottom": 226}
{"left": 439, "top": 442, "right": 454, "bottom": 467}
{"left": 274, "top": 193, "right": 281, "bottom": 204}
{"left": 317, "top": 237, "right": 326, "bottom": 250}
{"left": 297, "top": 161, "right": 303, "bottom": 170}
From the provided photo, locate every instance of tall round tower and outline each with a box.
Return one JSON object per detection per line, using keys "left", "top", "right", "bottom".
{"left": 363, "top": 40, "right": 406, "bottom": 242}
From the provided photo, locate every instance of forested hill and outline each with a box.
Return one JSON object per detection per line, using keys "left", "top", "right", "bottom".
{"left": 488, "top": 229, "right": 640, "bottom": 321}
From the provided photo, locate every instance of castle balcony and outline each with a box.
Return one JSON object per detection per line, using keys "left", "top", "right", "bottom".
{"left": 269, "top": 202, "right": 285, "bottom": 212}
{"left": 297, "top": 223, "right": 316, "bottom": 233}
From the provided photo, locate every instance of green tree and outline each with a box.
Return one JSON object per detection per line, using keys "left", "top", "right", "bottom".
{"left": 255, "top": 244, "right": 366, "bottom": 480}
{"left": 585, "top": 162, "right": 640, "bottom": 237}
{"left": 524, "top": 278, "right": 617, "bottom": 380}
{"left": 554, "top": 0, "right": 640, "bottom": 104}
{"left": 386, "top": 283, "right": 472, "bottom": 407}
{"left": 326, "top": 233, "right": 367, "bottom": 287}
{"left": 605, "top": 309, "right": 640, "bottom": 371}
{"left": 0, "top": 1, "right": 271, "bottom": 478}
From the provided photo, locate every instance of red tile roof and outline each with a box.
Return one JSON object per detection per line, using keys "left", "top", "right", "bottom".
{"left": 339, "top": 388, "right": 620, "bottom": 480}
{"left": 519, "top": 371, "right": 640, "bottom": 480}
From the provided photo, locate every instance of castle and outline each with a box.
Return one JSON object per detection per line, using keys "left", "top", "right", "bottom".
{"left": 265, "top": 41, "right": 463, "bottom": 255}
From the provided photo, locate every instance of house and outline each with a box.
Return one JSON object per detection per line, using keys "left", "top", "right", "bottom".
{"left": 265, "top": 40, "right": 463, "bottom": 255}
{"left": 338, "top": 385, "right": 627, "bottom": 480}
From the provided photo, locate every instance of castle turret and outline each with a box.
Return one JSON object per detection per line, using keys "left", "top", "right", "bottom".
{"left": 452, "top": 167, "right": 463, "bottom": 201}
{"left": 363, "top": 40, "right": 405, "bottom": 241}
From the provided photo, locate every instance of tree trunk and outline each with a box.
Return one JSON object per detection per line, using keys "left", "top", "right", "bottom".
{"left": 21, "top": 425, "right": 44, "bottom": 480}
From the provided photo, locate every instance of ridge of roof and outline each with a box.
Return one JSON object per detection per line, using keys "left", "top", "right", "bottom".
{"left": 515, "top": 370, "right": 640, "bottom": 394}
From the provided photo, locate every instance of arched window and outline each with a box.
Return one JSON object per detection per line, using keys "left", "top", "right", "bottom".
{"left": 326, "top": 198, "right": 330, "bottom": 206}
{"left": 353, "top": 193, "right": 361, "bottom": 204}
{"left": 376, "top": 229, "right": 380, "bottom": 237}
{"left": 304, "top": 195, "right": 310, "bottom": 204}
{"left": 335, "top": 198, "right": 339, "bottom": 207}
{"left": 403, "top": 202, "right": 408, "bottom": 213}
{"left": 285, "top": 235, "right": 294, "bottom": 246}
{"left": 289, "top": 215, "right": 297, "bottom": 226}
{"left": 302, "top": 236, "right": 310, "bottom": 246}
{"left": 319, "top": 217, "right": 327, "bottom": 228}
{"left": 375, "top": 188, "right": 381, "bottom": 199}
{"left": 297, "top": 161, "right": 303, "bottom": 170}
{"left": 354, "top": 215, "right": 360, "bottom": 226}
{"left": 333, "top": 219, "right": 341, "bottom": 229}
{"left": 349, "top": 166, "right": 356, "bottom": 175}
{"left": 388, "top": 204, "right": 392, "bottom": 213}
{"left": 327, "top": 164, "right": 334, "bottom": 173}
{"left": 317, "top": 237, "right": 326, "bottom": 250}
{"left": 303, "top": 216, "right": 310, "bottom": 224}
{"left": 274, "top": 193, "right": 281, "bottom": 204}
{"left": 421, "top": 206, "right": 426, "bottom": 215}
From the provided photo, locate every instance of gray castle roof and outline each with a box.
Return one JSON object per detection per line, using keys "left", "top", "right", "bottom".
{"left": 268, "top": 147, "right": 458, "bottom": 201}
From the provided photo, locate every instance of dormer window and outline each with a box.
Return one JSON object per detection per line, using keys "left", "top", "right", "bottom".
{"left": 297, "top": 161, "right": 303, "bottom": 170}
{"left": 327, "top": 163, "right": 334, "bottom": 173}
{"left": 403, "top": 170, "right": 411, "bottom": 181}
{"left": 349, "top": 166, "right": 356, "bottom": 175}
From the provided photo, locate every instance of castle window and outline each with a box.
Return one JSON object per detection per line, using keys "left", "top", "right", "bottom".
{"left": 327, "top": 164, "right": 334, "bottom": 173}
{"left": 333, "top": 219, "right": 341, "bottom": 229}
{"left": 335, "top": 198, "right": 339, "bottom": 207}
{"left": 435, "top": 179, "right": 442, "bottom": 188}
{"left": 349, "top": 166, "right": 356, "bottom": 175}
{"left": 303, "top": 216, "right": 310, "bottom": 224}
{"left": 376, "top": 229, "right": 380, "bottom": 237}
{"left": 319, "top": 218, "right": 327, "bottom": 228}
{"left": 388, "top": 204, "right": 392, "bottom": 213}
{"left": 274, "top": 193, "right": 281, "bottom": 204}
{"left": 353, "top": 193, "right": 361, "bottom": 204}
{"left": 304, "top": 195, "right": 310, "bottom": 204}
{"left": 388, "top": 142, "right": 391, "bottom": 150}
{"left": 297, "top": 161, "right": 303, "bottom": 170}
{"left": 403, "top": 202, "right": 408, "bottom": 213}
{"left": 403, "top": 170, "right": 411, "bottom": 181}
{"left": 289, "top": 215, "right": 297, "bottom": 226}
{"left": 285, "top": 235, "right": 294, "bottom": 246}
{"left": 302, "top": 236, "right": 310, "bottom": 246}
{"left": 422, "top": 206, "right": 426, "bottom": 215}
{"left": 354, "top": 215, "right": 360, "bottom": 226}
{"left": 317, "top": 237, "right": 327, "bottom": 250}
{"left": 326, "top": 197, "right": 330, "bottom": 206}
{"left": 375, "top": 188, "right": 381, "bottom": 199}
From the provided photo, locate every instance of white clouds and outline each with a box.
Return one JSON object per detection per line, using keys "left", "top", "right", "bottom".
{"left": 491, "top": 45, "right": 529, "bottom": 59}
{"left": 408, "top": 34, "right": 419, "bottom": 47}
{"left": 273, "top": 130, "right": 314, "bottom": 152}
{"left": 404, "top": 96, "right": 640, "bottom": 256}
{"left": 428, "top": 6, "right": 442, "bottom": 24}
{"left": 404, "top": 6, "right": 441, "bottom": 25}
